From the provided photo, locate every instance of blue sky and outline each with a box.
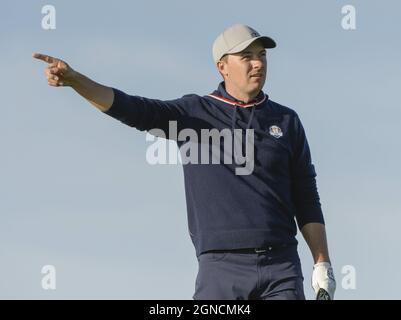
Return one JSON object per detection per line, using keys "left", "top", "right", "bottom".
{"left": 1, "top": 0, "right": 401, "bottom": 299}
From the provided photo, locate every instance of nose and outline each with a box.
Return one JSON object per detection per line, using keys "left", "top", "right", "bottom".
{"left": 252, "top": 59, "right": 265, "bottom": 72}
{"left": 251, "top": 56, "right": 265, "bottom": 70}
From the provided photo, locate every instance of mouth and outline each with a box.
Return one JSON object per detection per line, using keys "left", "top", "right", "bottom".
{"left": 250, "top": 74, "right": 264, "bottom": 78}
{"left": 250, "top": 75, "right": 264, "bottom": 81}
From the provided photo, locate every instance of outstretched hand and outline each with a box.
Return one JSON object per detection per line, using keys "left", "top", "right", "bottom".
{"left": 32, "top": 53, "right": 75, "bottom": 87}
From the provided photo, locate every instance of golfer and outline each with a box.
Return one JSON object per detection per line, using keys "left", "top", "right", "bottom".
{"left": 33, "top": 24, "right": 336, "bottom": 300}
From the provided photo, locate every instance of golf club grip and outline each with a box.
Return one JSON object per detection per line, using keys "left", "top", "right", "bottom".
{"left": 316, "top": 288, "right": 331, "bottom": 300}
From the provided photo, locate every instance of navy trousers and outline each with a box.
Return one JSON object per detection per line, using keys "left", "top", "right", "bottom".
{"left": 193, "top": 245, "right": 305, "bottom": 300}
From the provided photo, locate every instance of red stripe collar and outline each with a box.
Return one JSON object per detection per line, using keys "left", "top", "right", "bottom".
{"left": 206, "top": 94, "right": 267, "bottom": 108}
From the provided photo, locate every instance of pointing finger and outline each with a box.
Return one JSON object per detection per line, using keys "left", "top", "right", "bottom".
{"left": 33, "top": 52, "right": 56, "bottom": 64}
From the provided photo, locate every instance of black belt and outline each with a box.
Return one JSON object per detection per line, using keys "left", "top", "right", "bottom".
{"left": 205, "top": 244, "right": 289, "bottom": 254}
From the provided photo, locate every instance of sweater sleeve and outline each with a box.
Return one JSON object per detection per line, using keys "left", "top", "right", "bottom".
{"left": 290, "top": 113, "right": 325, "bottom": 229}
{"left": 103, "top": 88, "right": 194, "bottom": 139}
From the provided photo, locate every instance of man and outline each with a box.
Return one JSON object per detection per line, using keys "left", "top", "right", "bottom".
{"left": 33, "top": 24, "right": 336, "bottom": 300}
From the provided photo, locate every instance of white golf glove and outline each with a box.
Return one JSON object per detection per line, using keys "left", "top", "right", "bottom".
{"left": 312, "top": 262, "right": 336, "bottom": 300}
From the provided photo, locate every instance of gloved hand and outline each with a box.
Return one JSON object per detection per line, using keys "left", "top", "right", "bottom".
{"left": 312, "top": 262, "right": 336, "bottom": 300}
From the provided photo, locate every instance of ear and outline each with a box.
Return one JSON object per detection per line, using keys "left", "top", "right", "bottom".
{"left": 217, "top": 59, "right": 228, "bottom": 77}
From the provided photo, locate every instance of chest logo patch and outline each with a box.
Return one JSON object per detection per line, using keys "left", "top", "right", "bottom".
{"left": 269, "top": 125, "right": 283, "bottom": 138}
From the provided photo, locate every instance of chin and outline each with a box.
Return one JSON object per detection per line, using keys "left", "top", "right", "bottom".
{"left": 250, "top": 80, "right": 264, "bottom": 89}
{"left": 248, "top": 84, "right": 263, "bottom": 95}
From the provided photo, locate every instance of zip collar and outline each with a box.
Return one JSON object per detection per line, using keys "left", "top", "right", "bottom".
{"left": 207, "top": 93, "right": 267, "bottom": 108}
{"left": 207, "top": 81, "right": 267, "bottom": 108}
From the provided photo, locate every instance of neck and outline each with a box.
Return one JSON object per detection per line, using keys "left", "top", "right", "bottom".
{"left": 224, "top": 82, "right": 259, "bottom": 103}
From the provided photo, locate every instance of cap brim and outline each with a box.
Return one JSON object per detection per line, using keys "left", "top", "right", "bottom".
{"left": 226, "top": 36, "right": 276, "bottom": 55}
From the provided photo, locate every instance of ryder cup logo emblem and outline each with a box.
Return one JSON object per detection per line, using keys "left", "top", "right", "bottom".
{"left": 269, "top": 125, "right": 283, "bottom": 138}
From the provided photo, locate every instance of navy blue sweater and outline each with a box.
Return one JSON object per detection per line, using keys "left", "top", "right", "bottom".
{"left": 104, "top": 82, "right": 324, "bottom": 256}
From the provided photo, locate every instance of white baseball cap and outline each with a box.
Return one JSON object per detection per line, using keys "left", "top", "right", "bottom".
{"left": 212, "top": 24, "right": 276, "bottom": 64}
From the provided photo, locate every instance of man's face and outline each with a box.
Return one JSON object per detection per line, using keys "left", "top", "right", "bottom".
{"left": 218, "top": 41, "right": 267, "bottom": 99}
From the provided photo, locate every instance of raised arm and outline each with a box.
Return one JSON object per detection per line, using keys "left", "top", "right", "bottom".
{"left": 32, "top": 53, "right": 114, "bottom": 112}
